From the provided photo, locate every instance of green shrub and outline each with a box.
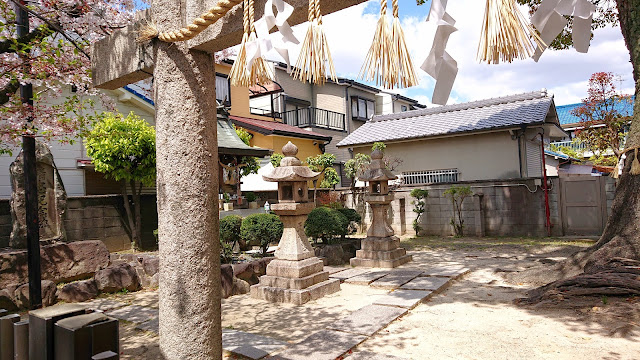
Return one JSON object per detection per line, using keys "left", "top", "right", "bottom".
{"left": 337, "top": 208, "right": 361, "bottom": 237}
{"left": 220, "top": 215, "right": 242, "bottom": 244}
{"left": 305, "top": 207, "right": 348, "bottom": 244}
{"left": 240, "top": 213, "right": 284, "bottom": 255}
{"left": 244, "top": 192, "right": 257, "bottom": 202}
{"left": 220, "top": 238, "right": 234, "bottom": 264}
{"left": 410, "top": 188, "right": 429, "bottom": 235}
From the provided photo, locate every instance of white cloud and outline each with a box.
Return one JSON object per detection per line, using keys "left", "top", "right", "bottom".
{"left": 257, "top": 0, "right": 633, "bottom": 106}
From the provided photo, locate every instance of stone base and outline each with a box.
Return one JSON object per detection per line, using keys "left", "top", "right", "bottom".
{"left": 250, "top": 256, "right": 340, "bottom": 304}
{"left": 250, "top": 279, "right": 340, "bottom": 305}
{"left": 350, "top": 237, "right": 412, "bottom": 269}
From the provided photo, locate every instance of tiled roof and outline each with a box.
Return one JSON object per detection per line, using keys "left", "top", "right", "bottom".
{"left": 556, "top": 96, "right": 634, "bottom": 126}
{"left": 230, "top": 115, "right": 332, "bottom": 141}
{"left": 337, "top": 91, "right": 555, "bottom": 147}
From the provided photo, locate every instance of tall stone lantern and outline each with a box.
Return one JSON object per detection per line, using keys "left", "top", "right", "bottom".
{"left": 350, "top": 149, "right": 412, "bottom": 268}
{"left": 250, "top": 142, "right": 340, "bottom": 304}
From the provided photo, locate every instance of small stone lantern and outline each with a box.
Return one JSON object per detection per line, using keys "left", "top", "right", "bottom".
{"left": 250, "top": 142, "right": 340, "bottom": 304}
{"left": 350, "top": 149, "right": 412, "bottom": 268}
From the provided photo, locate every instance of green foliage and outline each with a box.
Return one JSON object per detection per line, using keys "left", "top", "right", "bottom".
{"left": 220, "top": 238, "right": 234, "bottom": 264}
{"left": 270, "top": 153, "right": 284, "bottom": 167}
{"left": 240, "top": 156, "right": 260, "bottom": 177}
{"left": 372, "top": 142, "right": 387, "bottom": 152}
{"left": 85, "top": 112, "right": 156, "bottom": 186}
{"left": 306, "top": 153, "right": 336, "bottom": 172}
{"left": 234, "top": 125, "right": 253, "bottom": 145}
{"left": 444, "top": 185, "right": 473, "bottom": 237}
{"left": 240, "top": 214, "right": 284, "bottom": 255}
{"left": 337, "top": 207, "right": 362, "bottom": 236}
{"left": 410, "top": 188, "right": 429, "bottom": 235}
{"left": 244, "top": 192, "right": 257, "bottom": 202}
{"left": 305, "top": 207, "right": 349, "bottom": 244}
{"left": 344, "top": 153, "right": 372, "bottom": 186}
{"left": 319, "top": 167, "right": 340, "bottom": 188}
{"left": 220, "top": 215, "right": 242, "bottom": 244}
{"left": 222, "top": 192, "right": 231, "bottom": 203}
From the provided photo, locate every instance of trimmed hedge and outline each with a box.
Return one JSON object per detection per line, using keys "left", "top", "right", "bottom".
{"left": 240, "top": 213, "right": 284, "bottom": 255}
{"left": 305, "top": 207, "right": 348, "bottom": 244}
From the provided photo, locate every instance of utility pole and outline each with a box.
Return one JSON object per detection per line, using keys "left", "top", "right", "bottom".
{"left": 16, "top": 0, "right": 43, "bottom": 310}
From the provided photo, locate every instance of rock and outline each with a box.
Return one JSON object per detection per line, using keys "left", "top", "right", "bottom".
{"left": 221, "top": 264, "right": 234, "bottom": 299}
{"left": 232, "top": 258, "right": 273, "bottom": 285}
{"left": 315, "top": 244, "right": 346, "bottom": 266}
{"left": 232, "top": 278, "right": 250, "bottom": 296}
{"left": 0, "top": 240, "right": 110, "bottom": 288}
{"left": 0, "top": 289, "right": 17, "bottom": 311}
{"left": 341, "top": 242, "right": 358, "bottom": 263}
{"left": 57, "top": 279, "right": 99, "bottom": 303}
{"left": 15, "top": 280, "right": 57, "bottom": 307}
{"left": 142, "top": 256, "right": 159, "bottom": 276}
{"left": 9, "top": 140, "right": 67, "bottom": 248}
{"left": 94, "top": 263, "right": 141, "bottom": 293}
{"left": 149, "top": 273, "right": 159, "bottom": 288}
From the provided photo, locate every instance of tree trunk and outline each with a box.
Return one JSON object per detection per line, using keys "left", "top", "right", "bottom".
{"left": 130, "top": 179, "right": 143, "bottom": 250}
{"left": 121, "top": 181, "right": 140, "bottom": 250}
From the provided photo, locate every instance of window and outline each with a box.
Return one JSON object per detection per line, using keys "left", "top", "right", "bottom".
{"left": 351, "top": 96, "right": 375, "bottom": 120}
{"left": 215, "top": 73, "right": 231, "bottom": 105}
{"left": 401, "top": 105, "right": 408, "bottom": 112}
{"left": 402, "top": 169, "right": 459, "bottom": 185}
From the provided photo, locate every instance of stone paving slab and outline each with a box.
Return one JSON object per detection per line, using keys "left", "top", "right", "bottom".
{"left": 373, "top": 290, "right": 432, "bottom": 309}
{"left": 420, "top": 267, "right": 470, "bottom": 278}
{"left": 271, "top": 330, "right": 367, "bottom": 360}
{"left": 223, "top": 329, "right": 288, "bottom": 359}
{"left": 106, "top": 305, "right": 158, "bottom": 324}
{"left": 346, "top": 351, "right": 410, "bottom": 360}
{"left": 135, "top": 317, "right": 159, "bottom": 333}
{"left": 327, "top": 304, "right": 406, "bottom": 336}
{"left": 329, "top": 268, "right": 371, "bottom": 282}
{"left": 369, "top": 270, "right": 422, "bottom": 289}
{"left": 80, "top": 298, "right": 129, "bottom": 312}
{"left": 344, "top": 271, "right": 390, "bottom": 285}
{"left": 400, "top": 276, "right": 451, "bottom": 292}
{"left": 324, "top": 266, "right": 349, "bottom": 275}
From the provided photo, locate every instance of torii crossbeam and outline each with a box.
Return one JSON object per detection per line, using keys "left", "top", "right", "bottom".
{"left": 91, "top": 1, "right": 365, "bottom": 359}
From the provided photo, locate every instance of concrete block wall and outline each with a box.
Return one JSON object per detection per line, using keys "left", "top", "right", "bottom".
{"left": 343, "top": 178, "right": 563, "bottom": 238}
{"left": 605, "top": 176, "right": 616, "bottom": 214}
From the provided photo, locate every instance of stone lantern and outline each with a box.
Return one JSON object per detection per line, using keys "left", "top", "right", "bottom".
{"left": 250, "top": 142, "right": 340, "bottom": 304}
{"left": 350, "top": 149, "right": 412, "bottom": 268}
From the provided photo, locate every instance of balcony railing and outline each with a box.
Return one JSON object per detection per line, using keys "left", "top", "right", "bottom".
{"left": 250, "top": 107, "right": 282, "bottom": 118}
{"left": 283, "top": 107, "right": 346, "bottom": 132}
{"left": 549, "top": 140, "right": 587, "bottom": 153}
{"left": 402, "top": 169, "right": 460, "bottom": 185}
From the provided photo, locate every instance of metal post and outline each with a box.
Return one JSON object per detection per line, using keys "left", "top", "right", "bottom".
{"left": 16, "top": 0, "right": 42, "bottom": 309}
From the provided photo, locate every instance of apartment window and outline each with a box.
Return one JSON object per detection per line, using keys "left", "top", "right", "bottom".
{"left": 402, "top": 169, "right": 459, "bottom": 185}
{"left": 351, "top": 96, "right": 375, "bottom": 120}
{"left": 216, "top": 73, "right": 231, "bottom": 105}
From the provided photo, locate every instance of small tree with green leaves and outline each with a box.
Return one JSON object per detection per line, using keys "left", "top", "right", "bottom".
{"left": 306, "top": 153, "right": 338, "bottom": 202}
{"left": 443, "top": 185, "right": 472, "bottom": 237}
{"left": 270, "top": 153, "right": 284, "bottom": 167}
{"left": 305, "top": 207, "right": 349, "bottom": 244}
{"left": 85, "top": 112, "right": 156, "bottom": 250}
{"left": 410, "top": 188, "right": 429, "bottom": 235}
{"left": 234, "top": 125, "right": 261, "bottom": 177}
{"left": 240, "top": 213, "right": 284, "bottom": 255}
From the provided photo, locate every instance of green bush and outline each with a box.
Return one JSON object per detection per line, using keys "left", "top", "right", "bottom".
{"left": 337, "top": 208, "right": 361, "bottom": 237}
{"left": 244, "top": 192, "right": 257, "bottom": 202}
{"left": 220, "top": 238, "right": 234, "bottom": 264}
{"left": 305, "top": 207, "right": 348, "bottom": 244}
{"left": 240, "top": 213, "right": 284, "bottom": 255}
{"left": 220, "top": 215, "right": 242, "bottom": 244}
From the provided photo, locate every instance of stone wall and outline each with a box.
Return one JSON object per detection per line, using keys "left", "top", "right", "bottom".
{"left": 344, "top": 178, "right": 564, "bottom": 238}
{"left": 0, "top": 194, "right": 158, "bottom": 251}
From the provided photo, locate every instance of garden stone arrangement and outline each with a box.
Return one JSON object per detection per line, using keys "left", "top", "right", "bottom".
{"left": 350, "top": 149, "right": 412, "bottom": 268}
{"left": 250, "top": 142, "right": 340, "bottom": 305}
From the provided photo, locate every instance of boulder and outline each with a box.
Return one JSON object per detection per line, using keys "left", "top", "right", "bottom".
{"left": 232, "top": 258, "right": 273, "bottom": 285}
{"left": 0, "top": 240, "right": 110, "bottom": 288}
{"left": 149, "top": 273, "right": 159, "bottom": 288}
{"left": 94, "top": 263, "right": 141, "bottom": 293}
{"left": 15, "top": 280, "right": 57, "bottom": 307}
{"left": 57, "top": 279, "right": 99, "bottom": 303}
{"left": 232, "top": 278, "right": 250, "bottom": 296}
{"left": 314, "top": 244, "right": 346, "bottom": 266}
{"left": 142, "top": 256, "right": 159, "bottom": 276}
{"left": 221, "top": 264, "right": 234, "bottom": 299}
{"left": 0, "top": 289, "right": 17, "bottom": 311}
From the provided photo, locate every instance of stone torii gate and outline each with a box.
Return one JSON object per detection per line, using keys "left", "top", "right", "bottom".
{"left": 91, "top": 0, "right": 365, "bottom": 358}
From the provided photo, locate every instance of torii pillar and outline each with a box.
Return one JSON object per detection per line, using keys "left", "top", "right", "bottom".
{"left": 90, "top": 1, "right": 365, "bottom": 359}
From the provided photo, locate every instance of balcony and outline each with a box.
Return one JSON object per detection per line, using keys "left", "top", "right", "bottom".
{"left": 549, "top": 140, "right": 587, "bottom": 153}
{"left": 283, "top": 107, "right": 346, "bottom": 132}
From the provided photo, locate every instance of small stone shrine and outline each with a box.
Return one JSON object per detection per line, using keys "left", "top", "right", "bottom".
{"left": 9, "top": 140, "right": 67, "bottom": 248}
{"left": 250, "top": 142, "right": 340, "bottom": 304}
{"left": 350, "top": 149, "right": 411, "bottom": 268}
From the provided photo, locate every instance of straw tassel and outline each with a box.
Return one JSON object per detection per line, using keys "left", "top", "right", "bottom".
{"left": 390, "top": 0, "right": 418, "bottom": 88}
{"left": 360, "top": 0, "right": 393, "bottom": 87}
{"left": 477, "top": 0, "right": 546, "bottom": 64}
{"left": 229, "top": 0, "right": 251, "bottom": 87}
{"left": 247, "top": 0, "right": 273, "bottom": 86}
{"left": 631, "top": 148, "right": 640, "bottom": 175}
{"left": 293, "top": 0, "right": 336, "bottom": 84}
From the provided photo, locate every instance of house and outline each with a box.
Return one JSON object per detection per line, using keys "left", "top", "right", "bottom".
{"left": 337, "top": 90, "right": 567, "bottom": 183}
{"left": 248, "top": 62, "right": 424, "bottom": 186}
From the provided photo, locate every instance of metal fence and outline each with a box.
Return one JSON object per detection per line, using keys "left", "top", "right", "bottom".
{"left": 402, "top": 169, "right": 459, "bottom": 185}
{"left": 283, "top": 107, "right": 346, "bottom": 131}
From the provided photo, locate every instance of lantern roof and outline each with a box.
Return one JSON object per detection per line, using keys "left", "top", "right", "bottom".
{"left": 263, "top": 142, "right": 321, "bottom": 182}
{"left": 358, "top": 149, "right": 397, "bottom": 182}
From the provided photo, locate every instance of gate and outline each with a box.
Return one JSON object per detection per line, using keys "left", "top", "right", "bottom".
{"left": 559, "top": 176, "right": 608, "bottom": 236}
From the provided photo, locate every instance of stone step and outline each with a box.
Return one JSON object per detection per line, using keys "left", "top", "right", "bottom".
{"left": 344, "top": 271, "right": 390, "bottom": 285}
{"left": 327, "top": 304, "right": 407, "bottom": 336}
{"left": 355, "top": 248, "right": 406, "bottom": 261}
{"left": 258, "top": 271, "right": 330, "bottom": 290}
{"left": 360, "top": 237, "right": 400, "bottom": 252}
{"left": 373, "top": 289, "right": 433, "bottom": 309}
{"left": 223, "top": 329, "right": 288, "bottom": 360}
{"left": 266, "top": 258, "right": 324, "bottom": 279}
{"left": 350, "top": 255, "right": 412, "bottom": 270}
{"left": 367, "top": 267, "right": 420, "bottom": 289}
{"left": 271, "top": 329, "right": 367, "bottom": 360}
{"left": 399, "top": 276, "right": 451, "bottom": 292}
{"left": 250, "top": 278, "right": 340, "bottom": 305}
{"left": 328, "top": 268, "right": 371, "bottom": 282}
